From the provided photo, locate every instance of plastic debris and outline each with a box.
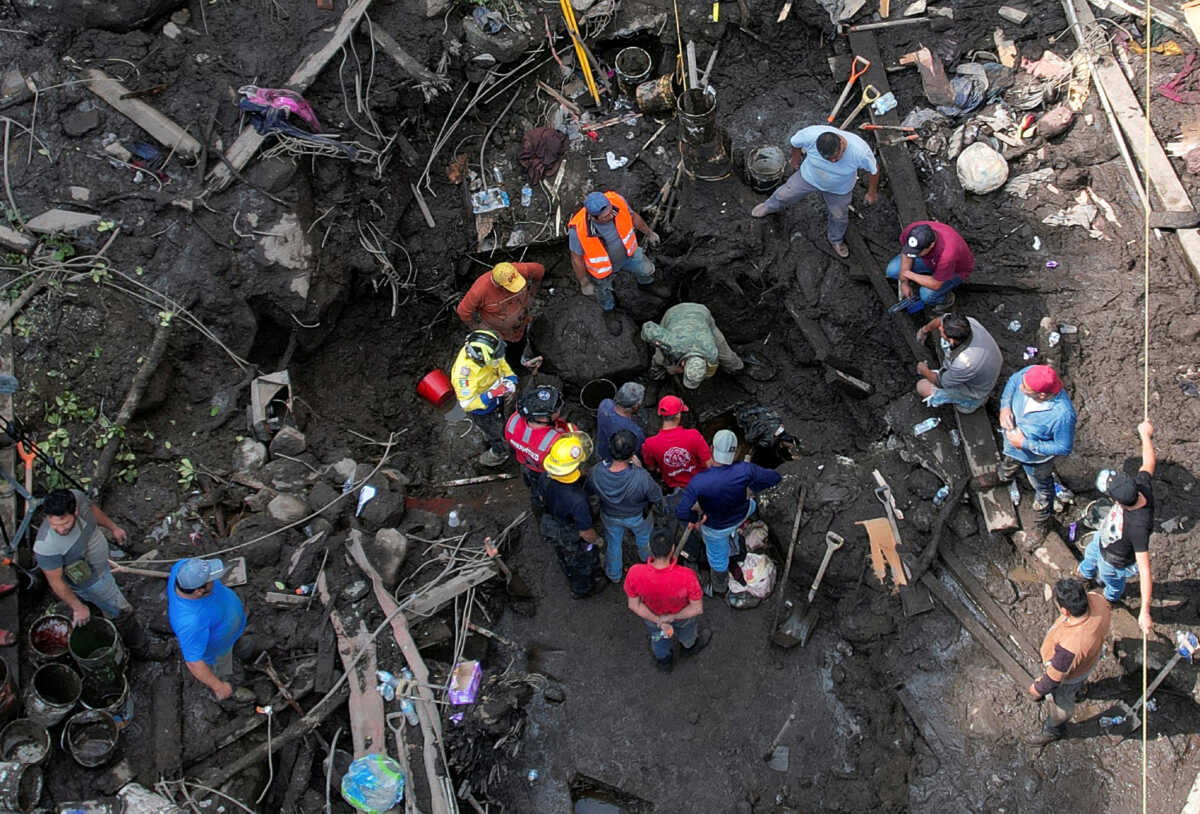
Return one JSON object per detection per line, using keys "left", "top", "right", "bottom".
{"left": 1023, "top": 346, "right": 1038, "bottom": 360}
{"left": 949, "top": 429, "right": 961, "bottom": 448}
{"left": 605, "top": 151, "right": 629, "bottom": 169}
{"left": 1008, "top": 320, "right": 1022, "bottom": 332}
{"left": 913, "top": 417, "right": 941, "bottom": 435}
{"left": 1032, "top": 236, "right": 1042, "bottom": 250}
{"left": 470, "top": 188, "right": 509, "bottom": 214}
{"left": 1048, "top": 331, "right": 1061, "bottom": 347}
{"left": 238, "top": 85, "right": 321, "bottom": 131}
{"left": 1009, "top": 481, "right": 1021, "bottom": 505}
{"left": 956, "top": 141, "right": 1008, "bottom": 194}
{"left": 355, "top": 485, "right": 377, "bottom": 517}
{"left": 1045, "top": 260, "right": 1059, "bottom": 269}
{"left": 933, "top": 485, "right": 950, "bottom": 506}
{"left": 527, "top": 770, "right": 539, "bottom": 782}
{"left": 341, "top": 754, "right": 406, "bottom": 813}
{"left": 1059, "top": 323, "right": 1078, "bottom": 334}
{"left": 448, "top": 661, "right": 482, "bottom": 705}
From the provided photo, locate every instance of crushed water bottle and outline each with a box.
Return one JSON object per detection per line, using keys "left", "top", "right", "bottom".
{"left": 400, "top": 698, "right": 420, "bottom": 726}
{"left": 1145, "top": 698, "right": 1158, "bottom": 712}
{"left": 933, "top": 485, "right": 950, "bottom": 507}
{"left": 1100, "top": 715, "right": 1125, "bottom": 727}
{"left": 447, "top": 505, "right": 463, "bottom": 528}
{"left": 520, "top": 185, "right": 533, "bottom": 206}
{"left": 527, "top": 770, "right": 539, "bottom": 782}
{"left": 376, "top": 670, "right": 401, "bottom": 702}
{"left": 1009, "top": 481, "right": 1021, "bottom": 505}
{"left": 949, "top": 429, "right": 961, "bottom": 448}
{"left": 913, "top": 417, "right": 941, "bottom": 436}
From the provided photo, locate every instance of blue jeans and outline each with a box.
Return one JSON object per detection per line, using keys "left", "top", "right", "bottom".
{"left": 1001, "top": 456, "right": 1055, "bottom": 521}
{"left": 76, "top": 570, "right": 133, "bottom": 619}
{"left": 759, "top": 171, "right": 852, "bottom": 244}
{"left": 593, "top": 248, "right": 656, "bottom": 311}
{"left": 699, "top": 498, "right": 755, "bottom": 573}
{"left": 602, "top": 512, "right": 654, "bottom": 582}
{"left": 1078, "top": 535, "right": 1138, "bottom": 602}
{"left": 643, "top": 617, "right": 697, "bottom": 661}
{"left": 923, "top": 386, "right": 987, "bottom": 413}
{"left": 886, "top": 255, "right": 963, "bottom": 313}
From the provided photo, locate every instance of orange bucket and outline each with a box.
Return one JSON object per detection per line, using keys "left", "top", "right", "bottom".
{"left": 417, "top": 369, "right": 453, "bottom": 406}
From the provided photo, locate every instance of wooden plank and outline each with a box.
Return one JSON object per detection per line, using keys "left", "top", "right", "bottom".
{"left": 206, "top": 0, "right": 374, "bottom": 192}
{"left": 320, "top": 577, "right": 387, "bottom": 758}
{"left": 922, "top": 572, "right": 1035, "bottom": 686}
{"left": 152, "top": 667, "right": 183, "bottom": 778}
{"left": 847, "top": 30, "right": 930, "bottom": 227}
{"left": 950, "top": 395, "right": 1018, "bottom": 532}
{"left": 368, "top": 25, "right": 444, "bottom": 87}
{"left": 404, "top": 562, "right": 498, "bottom": 619}
{"left": 939, "top": 543, "right": 1040, "bottom": 668}
{"left": 85, "top": 69, "right": 201, "bottom": 158}
{"left": 1066, "top": 0, "right": 1200, "bottom": 283}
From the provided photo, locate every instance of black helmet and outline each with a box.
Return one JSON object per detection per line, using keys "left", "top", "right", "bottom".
{"left": 464, "top": 330, "right": 506, "bottom": 365}
{"left": 518, "top": 385, "right": 563, "bottom": 421}
{"left": 609, "top": 429, "right": 639, "bottom": 461}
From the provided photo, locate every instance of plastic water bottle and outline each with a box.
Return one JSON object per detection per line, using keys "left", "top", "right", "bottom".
{"left": 1145, "top": 698, "right": 1157, "bottom": 712}
{"left": 400, "top": 698, "right": 420, "bottom": 726}
{"left": 520, "top": 185, "right": 533, "bottom": 206}
{"left": 527, "top": 770, "right": 539, "bottom": 782}
{"left": 376, "top": 670, "right": 401, "bottom": 702}
{"left": 913, "top": 417, "right": 941, "bottom": 436}
{"left": 1009, "top": 481, "right": 1021, "bottom": 505}
{"left": 1100, "top": 715, "right": 1124, "bottom": 727}
{"left": 933, "top": 485, "right": 950, "bottom": 507}
{"left": 447, "top": 507, "right": 462, "bottom": 528}
{"left": 949, "top": 429, "right": 961, "bottom": 448}
{"left": 651, "top": 624, "right": 673, "bottom": 641}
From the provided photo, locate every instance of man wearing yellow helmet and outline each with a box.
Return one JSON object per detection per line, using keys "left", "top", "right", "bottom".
{"left": 452, "top": 330, "right": 517, "bottom": 467}
{"left": 539, "top": 432, "right": 603, "bottom": 598}
{"left": 456, "top": 261, "right": 545, "bottom": 371}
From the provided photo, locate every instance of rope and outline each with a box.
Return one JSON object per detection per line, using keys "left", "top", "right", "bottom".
{"left": 1140, "top": 0, "right": 1151, "bottom": 809}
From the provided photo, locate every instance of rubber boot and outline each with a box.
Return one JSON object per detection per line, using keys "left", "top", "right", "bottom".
{"left": 114, "top": 610, "right": 169, "bottom": 662}
{"left": 1028, "top": 501, "right": 1052, "bottom": 547}
{"left": 710, "top": 569, "right": 729, "bottom": 597}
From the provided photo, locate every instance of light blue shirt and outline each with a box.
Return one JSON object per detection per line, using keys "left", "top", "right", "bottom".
{"left": 789, "top": 125, "right": 878, "bottom": 195}
{"left": 168, "top": 561, "right": 247, "bottom": 665}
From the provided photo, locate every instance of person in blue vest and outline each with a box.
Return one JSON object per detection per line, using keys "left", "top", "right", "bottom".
{"left": 168, "top": 558, "right": 252, "bottom": 702}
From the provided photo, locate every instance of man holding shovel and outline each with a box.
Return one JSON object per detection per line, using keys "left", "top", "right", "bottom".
{"left": 624, "top": 532, "right": 710, "bottom": 673}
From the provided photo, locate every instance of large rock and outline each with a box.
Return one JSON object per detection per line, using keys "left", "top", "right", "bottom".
{"left": 529, "top": 293, "right": 649, "bottom": 386}
{"left": 262, "top": 457, "right": 318, "bottom": 491}
{"left": 269, "top": 426, "right": 307, "bottom": 457}
{"left": 369, "top": 529, "right": 409, "bottom": 587}
{"left": 306, "top": 481, "right": 348, "bottom": 524}
{"left": 267, "top": 493, "right": 308, "bottom": 524}
{"left": 232, "top": 439, "right": 268, "bottom": 472}
{"left": 357, "top": 485, "right": 406, "bottom": 532}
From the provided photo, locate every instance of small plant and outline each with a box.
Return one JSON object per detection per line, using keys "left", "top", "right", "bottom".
{"left": 115, "top": 449, "right": 138, "bottom": 483}
{"left": 96, "top": 220, "right": 116, "bottom": 232}
{"left": 88, "top": 262, "right": 111, "bottom": 284}
{"left": 42, "top": 235, "right": 74, "bottom": 262}
{"left": 177, "top": 457, "right": 198, "bottom": 491}
{"left": 88, "top": 346, "right": 102, "bottom": 359}
{"left": 158, "top": 310, "right": 174, "bottom": 327}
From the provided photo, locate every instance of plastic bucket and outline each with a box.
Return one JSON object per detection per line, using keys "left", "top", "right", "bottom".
{"left": 62, "top": 710, "right": 119, "bottom": 768}
{"left": 0, "top": 720, "right": 50, "bottom": 766}
{"left": 81, "top": 675, "right": 134, "bottom": 729}
{"left": 24, "top": 663, "right": 81, "bottom": 728}
{"left": 680, "top": 129, "right": 732, "bottom": 182}
{"left": 416, "top": 369, "right": 453, "bottom": 407}
{"left": 745, "top": 145, "right": 787, "bottom": 192}
{"left": 636, "top": 75, "right": 676, "bottom": 115}
{"left": 615, "top": 47, "right": 652, "bottom": 97}
{"left": 0, "top": 761, "right": 41, "bottom": 812}
{"left": 677, "top": 86, "right": 717, "bottom": 145}
{"left": 579, "top": 378, "right": 615, "bottom": 411}
{"left": 28, "top": 615, "right": 71, "bottom": 664}
{"left": 68, "top": 617, "right": 127, "bottom": 688}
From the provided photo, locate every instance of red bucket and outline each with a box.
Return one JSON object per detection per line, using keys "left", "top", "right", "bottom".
{"left": 417, "top": 369, "right": 453, "bottom": 407}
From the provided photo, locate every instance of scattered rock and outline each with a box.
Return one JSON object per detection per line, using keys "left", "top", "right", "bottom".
{"left": 269, "top": 426, "right": 308, "bottom": 457}
{"left": 907, "top": 469, "right": 942, "bottom": 500}
{"left": 372, "top": 529, "right": 410, "bottom": 586}
{"left": 244, "top": 488, "right": 276, "bottom": 513}
{"left": 267, "top": 493, "right": 308, "bottom": 524}
{"left": 1057, "top": 166, "right": 1089, "bottom": 190}
{"left": 908, "top": 503, "right": 935, "bottom": 534}
{"left": 262, "top": 457, "right": 317, "bottom": 491}
{"left": 24, "top": 208, "right": 102, "bottom": 234}
{"left": 69, "top": 186, "right": 91, "bottom": 202}
{"left": 341, "top": 580, "right": 370, "bottom": 603}
{"left": 1037, "top": 105, "right": 1074, "bottom": 139}
{"left": 949, "top": 504, "right": 977, "bottom": 538}
{"left": 328, "top": 458, "right": 357, "bottom": 486}
{"left": 233, "top": 439, "right": 268, "bottom": 472}
{"left": 20, "top": 0, "right": 187, "bottom": 32}
{"left": 306, "top": 481, "right": 345, "bottom": 523}
{"left": 162, "top": 19, "right": 181, "bottom": 38}
{"left": 62, "top": 108, "right": 100, "bottom": 137}
{"left": 358, "top": 486, "right": 406, "bottom": 532}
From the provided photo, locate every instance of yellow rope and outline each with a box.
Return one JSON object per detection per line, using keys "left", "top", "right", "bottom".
{"left": 1141, "top": 0, "right": 1151, "bottom": 810}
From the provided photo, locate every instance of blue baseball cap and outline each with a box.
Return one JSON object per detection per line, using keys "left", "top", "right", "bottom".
{"left": 584, "top": 191, "right": 611, "bottom": 215}
{"left": 177, "top": 558, "right": 226, "bottom": 590}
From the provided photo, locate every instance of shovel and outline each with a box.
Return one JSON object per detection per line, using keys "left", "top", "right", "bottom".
{"left": 1102, "top": 630, "right": 1197, "bottom": 733}
{"left": 769, "top": 487, "right": 806, "bottom": 646}
{"left": 775, "top": 530, "right": 844, "bottom": 648}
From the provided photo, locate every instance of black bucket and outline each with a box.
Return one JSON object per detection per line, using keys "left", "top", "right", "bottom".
{"left": 0, "top": 761, "right": 41, "bottom": 812}
{"left": 80, "top": 675, "right": 134, "bottom": 728}
{"left": 62, "top": 710, "right": 119, "bottom": 768}
{"left": 68, "top": 617, "right": 127, "bottom": 688}
{"left": 615, "top": 47, "right": 652, "bottom": 97}
{"left": 579, "top": 379, "right": 615, "bottom": 411}
{"left": 677, "top": 87, "right": 717, "bottom": 145}
{"left": 680, "top": 129, "right": 732, "bottom": 182}
{"left": 636, "top": 75, "right": 676, "bottom": 115}
{"left": 745, "top": 145, "right": 787, "bottom": 192}
{"left": 0, "top": 720, "right": 50, "bottom": 766}
{"left": 24, "top": 664, "right": 81, "bottom": 728}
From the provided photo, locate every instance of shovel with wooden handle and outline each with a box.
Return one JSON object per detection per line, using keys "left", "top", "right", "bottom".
{"left": 769, "top": 487, "right": 806, "bottom": 644}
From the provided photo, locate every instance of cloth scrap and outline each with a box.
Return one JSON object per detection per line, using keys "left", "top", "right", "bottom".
{"left": 518, "top": 126, "right": 568, "bottom": 183}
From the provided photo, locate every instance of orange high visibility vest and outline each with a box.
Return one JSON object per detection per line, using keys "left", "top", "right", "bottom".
{"left": 568, "top": 192, "right": 638, "bottom": 279}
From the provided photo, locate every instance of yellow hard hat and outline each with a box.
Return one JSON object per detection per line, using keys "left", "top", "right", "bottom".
{"left": 464, "top": 330, "right": 505, "bottom": 365}
{"left": 491, "top": 262, "right": 525, "bottom": 292}
{"left": 543, "top": 431, "right": 593, "bottom": 482}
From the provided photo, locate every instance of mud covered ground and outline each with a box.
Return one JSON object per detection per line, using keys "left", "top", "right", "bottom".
{"left": 2, "top": 0, "right": 1200, "bottom": 809}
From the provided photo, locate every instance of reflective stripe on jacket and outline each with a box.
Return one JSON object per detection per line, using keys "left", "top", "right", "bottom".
{"left": 568, "top": 191, "right": 637, "bottom": 279}
{"left": 505, "top": 413, "right": 564, "bottom": 472}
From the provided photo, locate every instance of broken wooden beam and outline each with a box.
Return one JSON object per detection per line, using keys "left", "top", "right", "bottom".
{"left": 921, "top": 571, "right": 1035, "bottom": 687}
{"left": 85, "top": 69, "right": 201, "bottom": 159}
{"left": 367, "top": 24, "right": 447, "bottom": 88}
{"left": 404, "top": 562, "right": 499, "bottom": 619}
{"left": 206, "top": 0, "right": 374, "bottom": 192}
{"left": 939, "top": 542, "right": 1040, "bottom": 670}
{"left": 318, "top": 572, "right": 387, "bottom": 758}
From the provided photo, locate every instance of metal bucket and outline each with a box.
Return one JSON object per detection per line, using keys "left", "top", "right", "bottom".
{"left": 61, "top": 710, "right": 119, "bottom": 768}
{"left": 635, "top": 74, "right": 676, "bottom": 115}
{"left": 81, "top": 675, "right": 134, "bottom": 729}
{"left": 24, "top": 663, "right": 81, "bottom": 728}
{"left": 745, "top": 145, "right": 787, "bottom": 192}
{"left": 579, "top": 378, "right": 615, "bottom": 411}
{"left": 0, "top": 720, "right": 50, "bottom": 766}
{"left": 0, "top": 761, "right": 41, "bottom": 812}
{"left": 614, "top": 47, "right": 652, "bottom": 97}
{"left": 677, "top": 86, "right": 717, "bottom": 145}
{"left": 55, "top": 802, "right": 122, "bottom": 814}
{"left": 680, "top": 129, "right": 732, "bottom": 181}
{"left": 28, "top": 614, "right": 71, "bottom": 664}
{"left": 68, "top": 617, "right": 127, "bottom": 687}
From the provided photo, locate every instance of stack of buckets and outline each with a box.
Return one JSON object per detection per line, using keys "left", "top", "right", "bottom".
{"left": 0, "top": 611, "right": 131, "bottom": 808}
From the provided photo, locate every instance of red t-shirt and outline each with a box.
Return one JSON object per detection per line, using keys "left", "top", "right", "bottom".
{"left": 623, "top": 562, "right": 702, "bottom": 616}
{"left": 900, "top": 221, "right": 974, "bottom": 282}
{"left": 642, "top": 427, "right": 711, "bottom": 489}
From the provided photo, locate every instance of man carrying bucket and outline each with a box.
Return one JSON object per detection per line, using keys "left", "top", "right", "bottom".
{"left": 168, "top": 558, "right": 252, "bottom": 703}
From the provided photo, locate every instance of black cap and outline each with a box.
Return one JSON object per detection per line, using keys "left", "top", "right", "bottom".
{"left": 903, "top": 224, "right": 936, "bottom": 257}
{"left": 1104, "top": 472, "right": 1138, "bottom": 506}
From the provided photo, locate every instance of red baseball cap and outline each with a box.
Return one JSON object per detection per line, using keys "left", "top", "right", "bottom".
{"left": 657, "top": 395, "right": 689, "bottom": 416}
{"left": 1023, "top": 365, "right": 1062, "bottom": 395}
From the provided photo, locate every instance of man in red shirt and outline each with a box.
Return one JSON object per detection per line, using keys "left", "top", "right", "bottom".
{"left": 642, "top": 396, "right": 712, "bottom": 491}
{"left": 456, "top": 262, "right": 545, "bottom": 371}
{"left": 624, "top": 532, "right": 711, "bottom": 672}
{"left": 885, "top": 221, "right": 974, "bottom": 313}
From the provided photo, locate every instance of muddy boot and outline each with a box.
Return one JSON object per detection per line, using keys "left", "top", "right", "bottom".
{"left": 478, "top": 447, "right": 510, "bottom": 467}
{"left": 654, "top": 653, "right": 674, "bottom": 673}
{"left": 1026, "top": 723, "right": 1064, "bottom": 745}
{"left": 931, "top": 291, "right": 957, "bottom": 313}
{"left": 114, "top": 610, "right": 169, "bottom": 662}
{"left": 1026, "top": 503, "right": 1052, "bottom": 547}
{"left": 710, "top": 570, "right": 729, "bottom": 597}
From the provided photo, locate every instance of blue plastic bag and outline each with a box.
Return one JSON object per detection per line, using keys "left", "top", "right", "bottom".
{"left": 341, "top": 754, "right": 406, "bottom": 813}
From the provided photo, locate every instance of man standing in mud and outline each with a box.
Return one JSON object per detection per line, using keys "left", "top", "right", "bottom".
{"left": 624, "top": 531, "right": 709, "bottom": 673}
{"left": 750, "top": 125, "right": 879, "bottom": 258}
{"left": 456, "top": 261, "right": 545, "bottom": 372}
{"left": 568, "top": 190, "right": 661, "bottom": 330}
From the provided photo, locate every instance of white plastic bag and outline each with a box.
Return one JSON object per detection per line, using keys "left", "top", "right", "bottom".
{"left": 956, "top": 141, "right": 1009, "bottom": 194}
{"left": 729, "top": 553, "right": 776, "bottom": 599}
{"left": 740, "top": 520, "right": 769, "bottom": 552}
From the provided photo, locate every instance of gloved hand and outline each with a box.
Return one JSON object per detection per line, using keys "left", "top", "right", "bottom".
{"left": 644, "top": 231, "right": 661, "bottom": 248}
{"left": 487, "top": 380, "right": 515, "bottom": 399}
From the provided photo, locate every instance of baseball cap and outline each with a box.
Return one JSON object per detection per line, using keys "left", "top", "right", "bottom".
{"left": 585, "top": 191, "right": 611, "bottom": 215}
{"left": 657, "top": 395, "right": 689, "bottom": 416}
{"left": 712, "top": 429, "right": 738, "bottom": 465}
{"left": 614, "top": 381, "right": 645, "bottom": 408}
{"left": 490, "top": 262, "right": 525, "bottom": 293}
{"left": 903, "top": 224, "right": 936, "bottom": 257}
{"left": 1023, "top": 364, "right": 1063, "bottom": 396}
{"left": 1096, "top": 469, "right": 1138, "bottom": 506}
{"left": 177, "top": 558, "right": 226, "bottom": 591}
{"left": 682, "top": 357, "right": 708, "bottom": 389}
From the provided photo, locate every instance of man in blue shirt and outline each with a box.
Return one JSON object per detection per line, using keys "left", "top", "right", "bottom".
{"left": 596, "top": 381, "right": 645, "bottom": 463}
{"left": 675, "top": 430, "right": 781, "bottom": 595}
{"left": 168, "top": 558, "right": 248, "bottom": 702}
{"left": 998, "top": 365, "right": 1077, "bottom": 544}
{"left": 750, "top": 125, "right": 879, "bottom": 258}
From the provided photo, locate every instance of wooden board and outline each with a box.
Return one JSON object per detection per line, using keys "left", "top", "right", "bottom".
{"left": 85, "top": 69, "right": 201, "bottom": 158}
{"left": 151, "top": 667, "right": 183, "bottom": 779}
{"left": 939, "top": 543, "right": 1040, "bottom": 670}
{"left": 321, "top": 583, "right": 387, "bottom": 758}
{"left": 922, "top": 572, "right": 1036, "bottom": 687}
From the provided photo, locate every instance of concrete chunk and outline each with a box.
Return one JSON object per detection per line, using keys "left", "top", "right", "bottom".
{"left": 997, "top": 5, "right": 1029, "bottom": 23}
{"left": 23, "top": 208, "right": 102, "bottom": 234}
{"left": 0, "top": 225, "right": 36, "bottom": 253}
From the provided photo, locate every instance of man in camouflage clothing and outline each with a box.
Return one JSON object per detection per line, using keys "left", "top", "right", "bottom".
{"left": 640, "top": 303, "right": 743, "bottom": 390}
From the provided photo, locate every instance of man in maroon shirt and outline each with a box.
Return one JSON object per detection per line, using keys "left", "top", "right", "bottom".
{"left": 642, "top": 396, "right": 712, "bottom": 492}
{"left": 885, "top": 221, "right": 974, "bottom": 314}
{"left": 624, "top": 532, "right": 711, "bottom": 672}
{"left": 456, "top": 262, "right": 545, "bottom": 371}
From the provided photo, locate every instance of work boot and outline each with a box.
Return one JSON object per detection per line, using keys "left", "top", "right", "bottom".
{"left": 680, "top": 627, "right": 712, "bottom": 658}
{"left": 931, "top": 292, "right": 957, "bottom": 313}
{"left": 1026, "top": 724, "right": 1064, "bottom": 745}
{"left": 710, "top": 570, "right": 729, "bottom": 597}
{"left": 653, "top": 654, "right": 674, "bottom": 673}
{"left": 478, "top": 448, "right": 509, "bottom": 467}
{"left": 1027, "top": 515, "right": 1051, "bottom": 548}
{"left": 831, "top": 241, "right": 850, "bottom": 259}
{"left": 603, "top": 311, "right": 622, "bottom": 337}
{"left": 114, "top": 610, "right": 169, "bottom": 662}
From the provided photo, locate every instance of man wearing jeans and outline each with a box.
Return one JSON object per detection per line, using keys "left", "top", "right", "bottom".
{"left": 998, "top": 365, "right": 1076, "bottom": 544}
{"left": 590, "top": 430, "right": 664, "bottom": 582}
{"left": 624, "top": 532, "right": 710, "bottom": 673}
{"left": 886, "top": 221, "right": 974, "bottom": 313}
{"left": 1080, "top": 421, "right": 1156, "bottom": 633}
{"left": 914, "top": 313, "right": 1001, "bottom": 414}
{"left": 675, "top": 430, "right": 781, "bottom": 595}
{"left": 750, "top": 125, "right": 879, "bottom": 258}
{"left": 568, "top": 190, "right": 661, "bottom": 321}
{"left": 168, "top": 558, "right": 251, "bottom": 702}
{"left": 1027, "top": 579, "right": 1110, "bottom": 744}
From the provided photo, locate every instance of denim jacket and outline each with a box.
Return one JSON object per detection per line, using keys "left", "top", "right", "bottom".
{"left": 1000, "top": 366, "right": 1076, "bottom": 463}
